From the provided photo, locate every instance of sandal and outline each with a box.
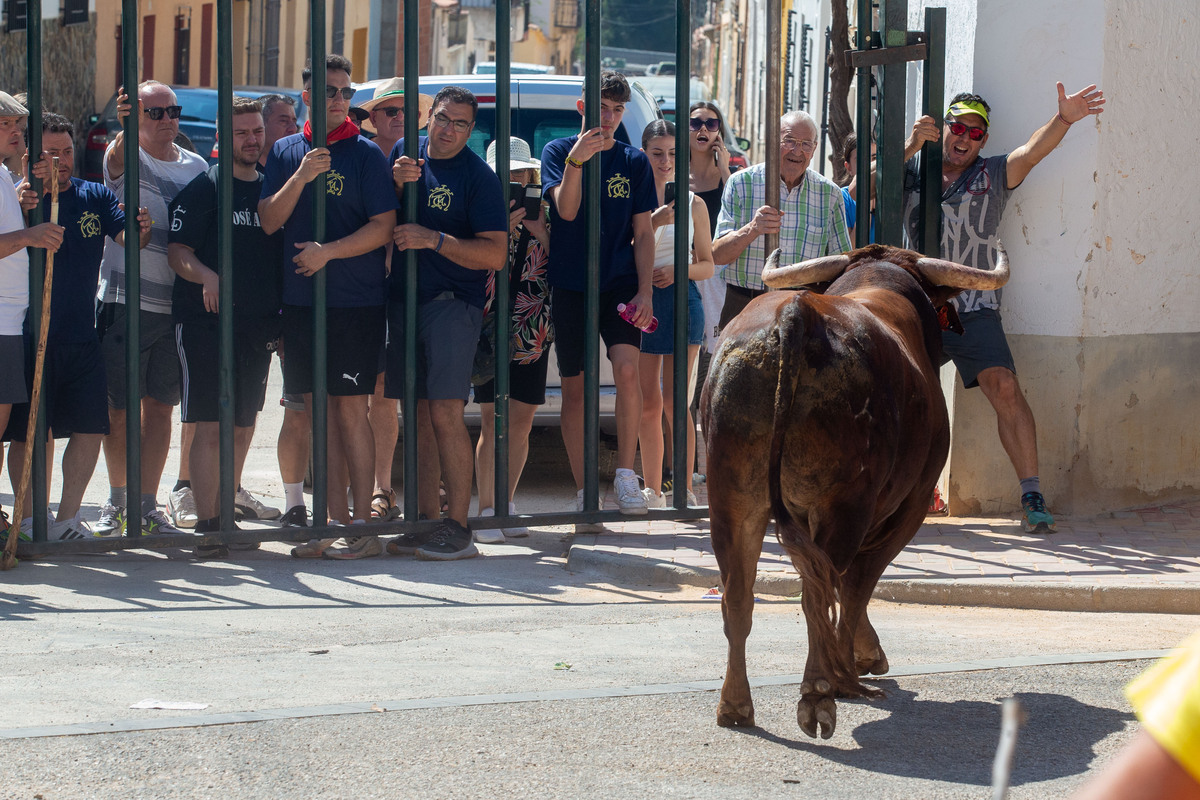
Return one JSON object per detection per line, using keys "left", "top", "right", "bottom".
{"left": 370, "top": 489, "right": 398, "bottom": 521}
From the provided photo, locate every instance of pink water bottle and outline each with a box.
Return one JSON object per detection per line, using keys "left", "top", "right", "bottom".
{"left": 617, "top": 302, "right": 658, "bottom": 333}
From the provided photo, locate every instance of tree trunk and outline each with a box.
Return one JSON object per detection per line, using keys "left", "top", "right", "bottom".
{"left": 827, "top": 1, "right": 854, "bottom": 186}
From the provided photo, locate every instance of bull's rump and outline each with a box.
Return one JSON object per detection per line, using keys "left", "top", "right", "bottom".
{"left": 703, "top": 289, "right": 949, "bottom": 528}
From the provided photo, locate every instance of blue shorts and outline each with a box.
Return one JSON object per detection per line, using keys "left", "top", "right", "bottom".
{"left": 4, "top": 339, "right": 109, "bottom": 440}
{"left": 386, "top": 294, "right": 483, "bottom": 402}
{"left": 942, "top": 307, "right": 1017, "bottom": 389}
{"left": 639, "top": 281, "right": 704, "bottom": 355}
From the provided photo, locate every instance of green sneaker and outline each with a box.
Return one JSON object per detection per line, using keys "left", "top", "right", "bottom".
{"left": 1021, "top": 492, "right": 1057, "bottom": 534}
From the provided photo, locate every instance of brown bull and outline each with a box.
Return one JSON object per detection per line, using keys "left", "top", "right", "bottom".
{"left": 700, "top": 243, "right": 1008, "bottom": 738}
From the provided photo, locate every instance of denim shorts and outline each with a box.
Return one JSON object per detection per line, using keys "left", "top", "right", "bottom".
{"left": 639, "top": 281, "right": 704, "bottom": 355}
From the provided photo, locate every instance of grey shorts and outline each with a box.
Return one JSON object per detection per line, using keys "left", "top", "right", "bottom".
{"left": 410, "top": 295, "right": 483, "bottom": 402}
{"left": 98, "top": 303, "right": 181, "bottom": 409}
{"left": 0, "top": 335, "right": 28, "bottom": 405}
{"left": 941, "top": 307, "right": 1017, "bottom": 389}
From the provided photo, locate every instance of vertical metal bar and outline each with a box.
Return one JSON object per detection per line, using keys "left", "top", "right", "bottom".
{"left": 309, "top": 0, "right": 328, "bottom": 525}
{"left": 216, "top": 0, "right": 235, "bottom": 532}
{"left": 763, "top": 0, "right": 781, "bottom": 256}
{"left": 493, "top": 0, "right": 511, "bottom": 519}
{"left": 582, "top": 0, "right": 599, "bottom": 513}
{"left": 875, "top": 0, "right": 907, "bottom": 246}
{"left": 401, "top": 0, "right": 419, "bottom": 519}
{"left": 920, "top": 7, "right": 945, "bottom": 258}
{"left": 671, "top": 0, "right": 690, "bottom": 510}
{"left": 123, "top": 0, "right": 143, "bottom": 537}
{"left": 854, "top": 0, "right": 871, "bottom": 249}
{"left": 25, "top": 0, "right": 47, "bottom": 542}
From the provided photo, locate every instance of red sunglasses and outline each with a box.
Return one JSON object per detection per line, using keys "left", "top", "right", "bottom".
{"left": 946, "top": 120, "right": 986, "bottom": 141}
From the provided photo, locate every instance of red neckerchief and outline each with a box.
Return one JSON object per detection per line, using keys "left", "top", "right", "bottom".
{"left": 302, "top": 117, "right": 360, "bottom": 145}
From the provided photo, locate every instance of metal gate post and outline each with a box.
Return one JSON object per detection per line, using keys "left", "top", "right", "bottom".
{"left": 309, "top": 0, "right": 329, "bottom": 525}
{"left": 581, "top": 0, "right": 600, "bottom": 514}
{"left": 670, "top": 0, "right": 691, "bottom": 510}
{"left": 25, "top": 0, "right": 48, "bottom": 542}
{"left": 763, "top": 0, "right": 781, "bottom": 256}
{"left": 401, "top": 0, "right": 419, "bottom": 520}
{"left": 122, "top": 0, "right": 143, "bottom": 537}
{"left": 875, "top": 0, "right": 907, "bottom": 246}
{"left": 493, "top": 0, "right": 512, "bottom": 518}
{"left": 216, "top": 0, "right": 235, "bottom": 531}
{"left": 919, "top": 7, "right": 945, "bottom": 257}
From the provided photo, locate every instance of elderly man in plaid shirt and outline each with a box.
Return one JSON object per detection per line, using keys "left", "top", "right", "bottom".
{"left": 713, "top": 110, "right": 851, "bottom": 327}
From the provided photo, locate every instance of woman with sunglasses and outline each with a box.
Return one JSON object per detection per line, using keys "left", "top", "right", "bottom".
{"left": 637, "top": 120, "right": 714, "bottom": 509}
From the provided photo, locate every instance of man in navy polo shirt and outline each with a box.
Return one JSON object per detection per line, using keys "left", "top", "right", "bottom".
{"left": 168, "top": 98, "right": 284, "bottom": 559}
{"left": 387, "top": 86, "right": 508, "bottom": 561}
{"left": 5, "top": 112, "right": 149, "bottom": 539}
{"left": 259, "top": 54, "right": 397, "bottom": 559}
{"left": 540, "top": 70, "right": 657, "bottom": 525}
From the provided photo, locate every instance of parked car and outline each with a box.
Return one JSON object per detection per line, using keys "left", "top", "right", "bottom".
{"left": 82, "top": 85, "right": 306, "bottom": 181}
{"left": 355, "top": 74, "right": 664, "bottom": 431}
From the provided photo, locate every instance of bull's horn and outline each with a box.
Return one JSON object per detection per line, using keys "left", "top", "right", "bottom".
{"left": 916, "top": 239, "right": 1010, "bottom": 290}
{"left": 762, "top": 249, "right": 851, "bottom": 288}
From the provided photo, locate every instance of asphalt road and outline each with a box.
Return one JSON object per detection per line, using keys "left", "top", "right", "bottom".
{"left": 3, "top": 542, "right": 1197, "bottom": 798}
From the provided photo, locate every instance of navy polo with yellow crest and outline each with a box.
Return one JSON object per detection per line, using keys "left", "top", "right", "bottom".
{"left": 261, "top": 131, "right": 398, "bottom": 308}
{"left": 540, "top": 135, "right": 656, "bottom": 294}
{"left": 38, "top": 177, "right": 124, "bottom": 343}
{"left": 388, "top": 136, "right": 507, "bottom": 309}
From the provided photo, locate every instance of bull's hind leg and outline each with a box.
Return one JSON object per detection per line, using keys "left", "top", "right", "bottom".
{"left": 711, "top": 502, "right": 770, "bottom": 728}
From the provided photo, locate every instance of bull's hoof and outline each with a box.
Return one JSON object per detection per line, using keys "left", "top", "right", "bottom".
{"left": 856, "top": 651, "right": 890, "bottom": 676}
{"left": 797, "top": 694, "right": 837, "bottom": 739}
{"left": 717, "top": 700, "right": 755, "bottom": 728}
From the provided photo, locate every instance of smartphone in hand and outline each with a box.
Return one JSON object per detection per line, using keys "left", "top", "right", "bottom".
{"left": 522, "top": 184, "right": 542, "bottom": 218}
{"left": 664, "top": 180, "right": 676, "bottom": 207}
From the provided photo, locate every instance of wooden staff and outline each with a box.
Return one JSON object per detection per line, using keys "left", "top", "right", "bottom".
{"left": 2, "top": 157, "right": 59, "bottom": 570}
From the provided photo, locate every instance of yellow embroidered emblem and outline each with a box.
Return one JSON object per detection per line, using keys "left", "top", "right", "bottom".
{"left": 78, "top": 211, "right": 102, "bottom": 238}
{"left": 428, "top": 185, "right": 453, "bottom": 211}
{"left": 325, "top": 169, "right": 345, "bottom": 197}
{"left": 606, "top": 173, "right": 630, "bottom": 199}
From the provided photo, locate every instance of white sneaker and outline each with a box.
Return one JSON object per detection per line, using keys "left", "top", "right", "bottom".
{"left": 574, "top": 489, "right": 604, "bottom": 533}
{"left": 664, "top": 488, "right": 701, "bottom": 507}
{"left": 168, "top": 486, "right": 199, "bottom": 529}
{"left": 235, "top": 486, "right": 281, "bottom": 520}
{"left": 473, "top": 507, "right": 505, "bottom": 544}
{"left": 614, "top": 469, "right": 647, "bottom": 515}
{"left": 501, "top": 501, "right": 529, "bottom": 538}
{"left": 50, "top": 515, "right": 93, "bottom": 541}
{"left": 642, "top": 487, "right": 666, "bottom": 509}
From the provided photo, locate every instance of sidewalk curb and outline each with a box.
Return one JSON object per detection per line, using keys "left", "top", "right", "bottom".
{"left": 566, "top": 545, "right": 1200, "bottom": 614}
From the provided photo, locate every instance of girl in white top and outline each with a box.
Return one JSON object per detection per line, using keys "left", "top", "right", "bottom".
{"left": 637, "top": 120, "right": 714, "bottom": 508}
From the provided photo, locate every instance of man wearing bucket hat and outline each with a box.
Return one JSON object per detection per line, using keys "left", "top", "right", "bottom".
{"left": 902, "top": 82, "right": 1105, "bottom": 534}
{"left": 470, "top": 136, "right": 552, "bottom": 544}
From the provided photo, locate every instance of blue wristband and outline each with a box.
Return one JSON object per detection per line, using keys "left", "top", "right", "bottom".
{"left": 435, "top": 231, "right": 445, "bottom": 253}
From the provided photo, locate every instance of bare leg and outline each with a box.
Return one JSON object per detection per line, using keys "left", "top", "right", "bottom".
{"left": 609, "top": 343, "right": 642, "bottom": 472}
{"left": 368, "top": 374, "right": 398, "bottom": 494}
{"left": 140, "top": 397, "right": 174, "bottom": 500}
{"left": 190, "top": 422, "right": 221, "bottom": 520}
{"left": 662, "top": 346, "right": 701, "bottom": 495}
{"left": 426, "top": 398, "right": 473, "bottom": 527}
{"left": 177, "top": 421, "right": 195, "bottom": 483}
{"left": 7, "top": 437, "right": 55, "bottom": 520}
{"left": 102, "top": 407, "right": 126, "bottom": 491}
{"left": 56, "top": 434, "right": 102, "bottom": 520}
{"left": 637, "top": 352, "right": 665, "bottom": 495}
{"left": 475, "top": 402, "right": 497, "bottom": 512}
{"left": 277, "top": 405, "right": 311, "bottom": 485}
{"left": 331, "top": 394, "right": 375, "bottom": 523}
{"left": 977, "top": 366, "right": 1039, "bottom": 480}
{"left": 505, "top": 400, "right": 538, "bottom": 501}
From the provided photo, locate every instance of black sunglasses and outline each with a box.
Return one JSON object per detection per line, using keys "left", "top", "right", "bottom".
{"left": 324, "top": 85, "right": 356, "bottom": 101}
{"left": 143, "top": 105, "right": 182, "bottom": 121}
{"left": 689, "top": 117, "right": 720, "bottom": 132}
{"left": 379, "top": 106, "right": 404, "bottom": 118}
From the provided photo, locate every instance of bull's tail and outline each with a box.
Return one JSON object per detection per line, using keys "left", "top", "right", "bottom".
{"left": 768, "top": 296, "right": 876, "bottom": 699}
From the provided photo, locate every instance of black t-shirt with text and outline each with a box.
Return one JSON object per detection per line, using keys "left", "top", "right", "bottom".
{"left": 168, "top": 164, "right": 283, "bottom": 327}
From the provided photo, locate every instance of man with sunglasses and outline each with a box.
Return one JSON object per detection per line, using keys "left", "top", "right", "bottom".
{"left": 387, "top": 86, "right": 508, "bottom": 560}
{"left": 96, "top": 80, "right": 208, "bottom": 538}
{"left": 259, "top": 55, "right": 397, "bottom": 559}
{"left": 901, "top": 84, "right": 1106, "bottom": 534}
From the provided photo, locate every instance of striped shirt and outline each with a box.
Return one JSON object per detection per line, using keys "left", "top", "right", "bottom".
{"left": 715, "top": 164, "right": 851, "bottom": 290}
{"left": 100, "top": 142, "right": 207, "bottom": 314}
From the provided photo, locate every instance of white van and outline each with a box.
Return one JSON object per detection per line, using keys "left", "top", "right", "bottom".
{"left": 353, "top": 75, "right": 664, "bottom": 431}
